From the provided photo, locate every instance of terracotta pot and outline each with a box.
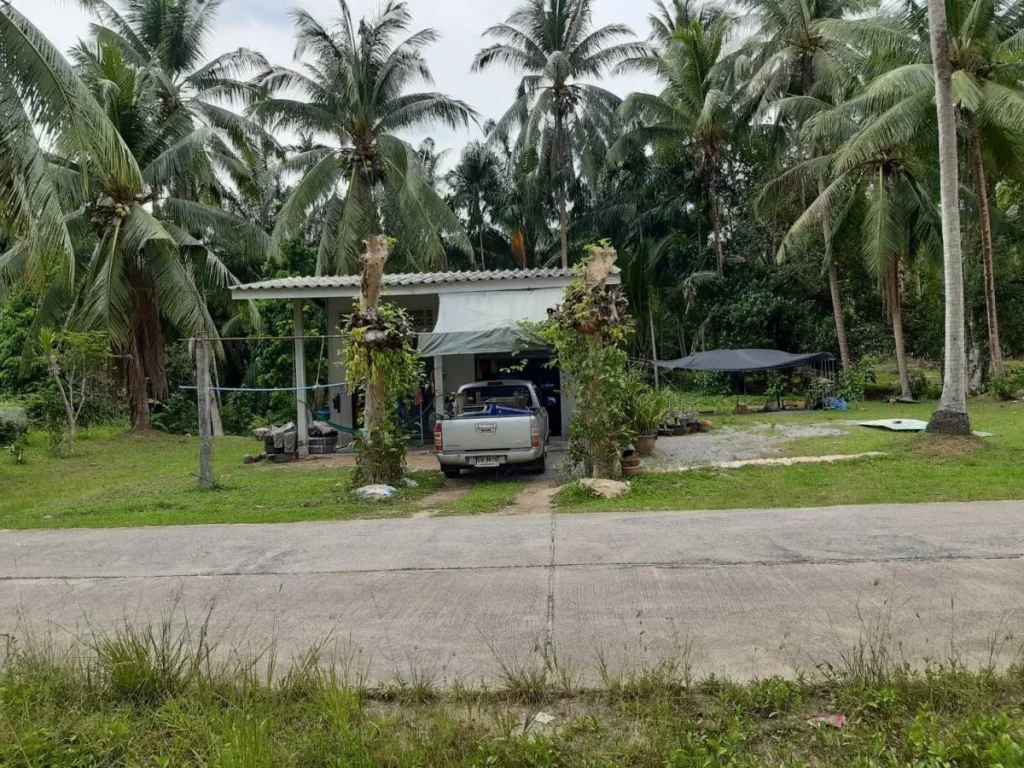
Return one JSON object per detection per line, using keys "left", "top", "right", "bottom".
{"left": 621, "top": 454, "right": 641, "bottom": 469}
{"left": 635, "top": 434, "right": 657, "bottom": 456}
{"left": 622, "top": 463, "right": 642, "bottom": 477}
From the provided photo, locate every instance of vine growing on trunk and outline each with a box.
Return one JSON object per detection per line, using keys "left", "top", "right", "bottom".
{"left": 533, "top": 244, "right": 633, "bottom": 478}
{"left": 341, "top": 237, "right": 422, "bottom": 486}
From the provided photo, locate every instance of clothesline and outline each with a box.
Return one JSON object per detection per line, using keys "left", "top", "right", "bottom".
{"left": 179, "top": 383, "right": 347, "bottom": 393}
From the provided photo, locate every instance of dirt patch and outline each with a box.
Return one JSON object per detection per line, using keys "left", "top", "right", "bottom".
{"left": 502, "top": 482, "right": 559, "bottom": 515}
{"left": 413, "top": 482, "right": 471, "bottom": 517}
{"left": 907, "top": 435, "right": 984, "bottom": 460}
{"left": 267, "top": 450, "right": 440, "bottom": 472}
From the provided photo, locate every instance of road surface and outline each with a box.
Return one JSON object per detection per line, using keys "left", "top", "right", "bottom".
{"left": 3, "top": 500, "right": 1023, "bottom": 684}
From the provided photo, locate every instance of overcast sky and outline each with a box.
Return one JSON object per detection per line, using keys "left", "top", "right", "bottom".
{"left": 14, "top": 0, "right": 657, "bottom": 157}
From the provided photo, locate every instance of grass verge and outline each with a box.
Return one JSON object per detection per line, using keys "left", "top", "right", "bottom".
{"left": 3, "top": 621, "right": 1024, "bottom": 766}
{"left": 0, "top": 429, "right": 443, "bottom": 529}
{"left": 557, "top": 399, "right": 1024, "bottom": 513}
{"left": 434, "top": 478, "right": 528, "bottom": 516}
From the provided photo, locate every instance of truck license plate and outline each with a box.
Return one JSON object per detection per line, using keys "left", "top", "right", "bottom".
{"left": 473, "top": 456, "right": 502, "bottom": 467}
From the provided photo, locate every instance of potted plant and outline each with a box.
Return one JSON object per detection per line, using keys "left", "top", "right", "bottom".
{"left": 631, "top": 389, "right": 671, "bottom": 456}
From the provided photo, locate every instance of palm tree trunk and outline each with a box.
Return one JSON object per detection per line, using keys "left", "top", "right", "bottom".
{"left": 709, "top": 159, "right": 725, "bottom": 279}
{"left": 555, "top": 108, "right": 569, "bottom": 269}
{"left": 479, "top": 225, "right": 487, "bottom": 271}
{"left": 558, "top": 183, "right": 569, "bottom": 269}
{"left": 892, "top": 298, "right": 912, "bottom": 399}
{"left": 926, "top": 0, "right": 971, "bottom": 434}
{"left": 818, "top": 174, "right": 852, "bottom": 368}
{"left": 125, "top": 271, "right": 167, "bottom": 431}
{"left": 966, "top": 115, "right": 1003, "bottom": 376}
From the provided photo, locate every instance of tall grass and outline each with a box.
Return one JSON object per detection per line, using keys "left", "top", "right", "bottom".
{"left": 4, "top": 613, "right": 1024, "bottom": 766}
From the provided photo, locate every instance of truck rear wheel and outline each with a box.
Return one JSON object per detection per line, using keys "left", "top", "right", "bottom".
{"left": 530, "top": 455, "right": 546, "bottom": 475}
{"left": 442, "top": 467, "right": 461, "bottom": 479}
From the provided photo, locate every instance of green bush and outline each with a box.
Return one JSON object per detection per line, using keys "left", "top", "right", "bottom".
{"left": 837, "top": 361, "right": 877, "bottom": 402}
{"left": 0, "top": 403, "right": 28, "bottom": 446}
{"left": 151, "top": 392, "right": 198, "bottom": 435}
{"left": 909, "top": 371, "right": 932, "bottom": 401}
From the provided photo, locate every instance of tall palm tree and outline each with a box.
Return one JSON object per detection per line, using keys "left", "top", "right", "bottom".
{"left": 0, "top": 4, "right": 138, "bottom": 295}
{"left": 613, "top": 9, "right": 734, "bottom": 278}
{"left": 79, "top": 0, "right": 268, "bottom": 145}
{"left": 734, "top": 0, "right": 869, "bottom": 367}
{"left": 56, "top": 43, "right": 274, "bottom": 429}
{"left": 926, "top": 0, "right": 972, "bottom": 433}
{"left": 827, "top": 0, "right": 1024, "bottom": 376}
{"left": 768, "top": 96, "right": 941, "bottom": 398}
{"left": 446, "top": 141, "right": 505, "bottom": 270}
{"left": 256, "top": 1, "right": 476, "bottom": 275}
{"left": 472, "top": 0, "right": 647, "bottom": 268}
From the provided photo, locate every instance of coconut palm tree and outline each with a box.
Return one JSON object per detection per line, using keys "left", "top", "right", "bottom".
{"left": 612, "top": 9, "right": 734, "bottom": 278}
{"left": 768, "top": 96, "right": 942, "bottom": 398}
{"left": 54, "top": 42, "right": 275, "bottom": 429}
{"left": 733, "top": 0, "right": 869, "bottom": 367}
{"left": 446, "top": 141, "right": 506, "bottom": 270}
{"left": 825, "top": 0, "right": 1024, "bottom": 377}
{"left": 256, "top": 1, "right": 476, "bottom": 275}
{"left": 472, "top": 0, "right": 647, "bottom": 268}
{"left": 0, "top": 4, "right": 138, "bottom": 295}
{"left": 926, "top": 0, "right": 972, "bottom": 433}
{"left": 79, "top": 0, "right": 268, "bottom": 146}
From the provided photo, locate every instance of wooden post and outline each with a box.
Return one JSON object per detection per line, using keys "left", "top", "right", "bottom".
{"left": 293, "top": 299, "right": 308, "bottom": 456}
{"left": 196, "top": 333, "right": 215, "bottom": 489}
{"left": 433, "top": 355, "right": 445, "bottom": 417}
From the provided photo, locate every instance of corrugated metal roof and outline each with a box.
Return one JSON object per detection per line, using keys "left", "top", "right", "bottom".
{"left": 233, "top": 267, "right": 580, "bottom": 292}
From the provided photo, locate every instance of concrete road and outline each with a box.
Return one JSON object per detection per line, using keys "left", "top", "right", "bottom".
{"left": 3, "top": 500, "right": 1024, "bottom": 684}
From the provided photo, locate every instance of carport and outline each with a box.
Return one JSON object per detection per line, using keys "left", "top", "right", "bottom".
{"left": 231, "top": 268, "right": 620, "bottom": 450}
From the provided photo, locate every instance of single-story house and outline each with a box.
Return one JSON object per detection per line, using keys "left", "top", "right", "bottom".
{"left": 230, "top": 267, "right": 620, "bottom": 451}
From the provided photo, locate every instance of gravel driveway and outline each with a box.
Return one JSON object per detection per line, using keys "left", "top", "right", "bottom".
{"left": 647, "top": 421, "right": 847, "bottom": 470}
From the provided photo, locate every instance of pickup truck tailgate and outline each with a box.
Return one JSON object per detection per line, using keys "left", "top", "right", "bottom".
{"left": 441, "top": 415, "right": 533, "bottom": 453}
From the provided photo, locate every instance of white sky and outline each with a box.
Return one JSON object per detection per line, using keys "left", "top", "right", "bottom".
{"left": 14, "top": 0, "right": 657, "bottom": 157}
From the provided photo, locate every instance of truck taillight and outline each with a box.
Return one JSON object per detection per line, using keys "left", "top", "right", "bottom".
{"left": 530, "top": 418, "right": 541, "bottom": 447}
{"left": 434, "top": 422, "right": 443, "bottom": 452}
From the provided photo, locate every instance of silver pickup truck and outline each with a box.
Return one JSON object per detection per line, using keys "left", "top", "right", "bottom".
{"left": 433, "top": 380, "right": 549, "bottom": 478}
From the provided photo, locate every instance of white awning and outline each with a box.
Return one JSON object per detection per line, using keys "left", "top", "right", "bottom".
{"left": 418, "top": 287, "right": 563, "bottom": 357}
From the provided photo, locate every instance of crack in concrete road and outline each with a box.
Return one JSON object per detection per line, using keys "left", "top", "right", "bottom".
{"left": 544, "top": 502, "right": 557, "bottom": 654}
{"left": 4, "top": 551, "right": 1024, "bottom": 582}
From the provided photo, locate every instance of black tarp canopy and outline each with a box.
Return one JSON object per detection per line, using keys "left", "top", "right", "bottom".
{"left": 657, "top": 349, "right": 836, "bottom": 373}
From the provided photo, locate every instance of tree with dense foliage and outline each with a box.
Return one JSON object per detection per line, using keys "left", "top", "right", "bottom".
{"left": 613, "top": 7, "right": 733, "bottom": 278}
{"left": 832, "top": 0, "right": 1024, "bottom": 376}
{"left": 445, "top": 141, "right": 506, "bottom": 270}
{"left": 257, "top": 1, "right": 476, "bottom": 275}
{"left": 736, "top": 0, "right": 870, "bottom": 368}
{"left": 768, "top": 89, "right": 941, "bottom": 398}
{"left": 0, "top": 4, "right": 137, "bottom": 293}
{"left": 64, "top": 41, "right": 275, "bottom": 428}
{"left": 473, "top": 0, "right": 647, "bottom": 268}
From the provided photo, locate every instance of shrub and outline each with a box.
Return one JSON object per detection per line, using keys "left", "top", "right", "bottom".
{"left": 151, "top": 392, "right": 198, "bottom": 435}
{"left": 0, "top": 403, "right": 28, "bottom": 446}
{"left": 837, "top": 361, "right": 876, "bottom": 403}
{"left": 909, "top": 371, "right": 932, "bottom": 401}
{"left": 629, "top": 387, "right": 673, "bottom": 436}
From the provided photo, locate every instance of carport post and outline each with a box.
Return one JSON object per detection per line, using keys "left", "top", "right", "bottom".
{"left": 434, "top": 355, "right": 445, "bottom": 416}
{"left": 294, "top": 299, "right": 308, "bottom": 455}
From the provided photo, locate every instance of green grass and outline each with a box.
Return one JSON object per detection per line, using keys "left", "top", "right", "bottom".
{"left": 0, "top": 427, "right": 444, "bottom": 529}
{"left": 4, "top": 399, "right": 1023, "bottom": 529}
{"left": 434, "top": 478, "right": 528, "bottom": 516}
{"left": 558, "top": 399, "right": 1024, "bottom": 513}
{"left": 4, "top": 622, "right": 1024, "bottom": 767}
